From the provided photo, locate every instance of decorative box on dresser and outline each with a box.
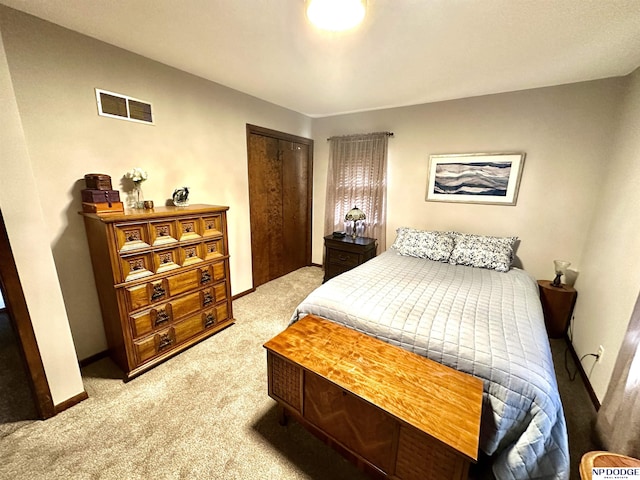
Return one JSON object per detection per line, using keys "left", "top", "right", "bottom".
{"left": 81, "top": 204, "right": 234, "bottom": 380}
{"left": 323, "top": 235, "right": 377, "bottom": 282}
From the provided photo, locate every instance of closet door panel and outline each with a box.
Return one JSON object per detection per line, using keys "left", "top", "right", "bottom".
{"left": 248, "top": 134, "right": 281, "bottom": 286}
{"left": 281, "top": 140, "right": 311, "bottom": 275}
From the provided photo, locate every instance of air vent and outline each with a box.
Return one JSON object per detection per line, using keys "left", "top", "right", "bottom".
{"left": 95, "top": 89, "right": 153, "bottom": 125}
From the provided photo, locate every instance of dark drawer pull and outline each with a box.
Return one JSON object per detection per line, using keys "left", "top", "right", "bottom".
{"left": 202, "top": 292, "right": 213, "bottom": 307}
{"left": 200, "top": 271, "right": 211, "bottom": 284}
{"left": 154, "top": 309, "right": 170, "bottom": 327}
{"left": 151, "top": 285, "right": 166, "bottom": 301}
{"left": 158, "top": 334, "right": 173, "bottom": 351}
{"left": 338, "top": 255, "right": 349, "bottom": 262}
{"left": 204, "top": 313, "right": 215, "bottom": 328}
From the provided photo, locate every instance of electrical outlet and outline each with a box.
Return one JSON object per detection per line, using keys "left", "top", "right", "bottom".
{"left": 597, "top": 345, "right": 604, "bottom": 362}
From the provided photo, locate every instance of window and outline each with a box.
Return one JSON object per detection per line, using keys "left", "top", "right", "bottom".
{"left": 324, "top": 132, "right": 390, "bottom": 252}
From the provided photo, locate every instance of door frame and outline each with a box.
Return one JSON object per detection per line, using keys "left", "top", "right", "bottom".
{"left": 0, "top": 211, "right": 55, "bottom": 419}
{"left": 246, "top": 124, "right": 314, "bottom": 288}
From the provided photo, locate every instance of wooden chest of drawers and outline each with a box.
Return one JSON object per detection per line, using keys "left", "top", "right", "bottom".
{"left": 82, "top": 204, "right": 234, "bottom": 379}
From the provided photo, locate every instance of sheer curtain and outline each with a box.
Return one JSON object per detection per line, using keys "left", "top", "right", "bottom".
{"left": 595, "top": 289, "right": 640, "bottom": 457}
{"left": 324, "top": 132, "right": 389, "bottom": 253}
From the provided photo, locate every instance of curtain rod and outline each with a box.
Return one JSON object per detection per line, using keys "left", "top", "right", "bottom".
{"left": 327, "top": 131, "right": 394, "bottom": 141}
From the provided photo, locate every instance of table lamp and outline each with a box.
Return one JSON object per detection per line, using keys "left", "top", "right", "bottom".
{"left": 345, "top": 206, "right": 366, "bottom": 239}
{"left": 551, "top": 260, "right": 571, "bottom": 287}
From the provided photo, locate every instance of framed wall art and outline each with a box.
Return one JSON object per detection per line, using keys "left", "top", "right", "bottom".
{"left": 426, "top": 152, "right": 525, "bottom": 205}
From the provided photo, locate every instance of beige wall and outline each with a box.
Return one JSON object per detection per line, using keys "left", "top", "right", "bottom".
{"left": 0, "top": 6, "right": 311, "bottom": 364}
{"left": 0, "top": 26, "right": 84, "bottom": 405}
{"left": 311, "top": 80, "right": 624, "bottom": 281}
{"left": 572, "top": 68, "right": 640, "bottom": 400}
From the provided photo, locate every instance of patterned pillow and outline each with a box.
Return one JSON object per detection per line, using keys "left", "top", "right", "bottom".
{"left": 390, "top": 227, "right": 411, "bottom": 251}
{"left": 392, "top": 227, "right": 454, "bottom": 262}
{"left": 449, "top": 233, "right": 518, "bottom": 272}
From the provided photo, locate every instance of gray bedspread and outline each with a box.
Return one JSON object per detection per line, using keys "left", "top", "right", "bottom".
{"left": 291, "top": 250, "right": 569, "bottom": 480}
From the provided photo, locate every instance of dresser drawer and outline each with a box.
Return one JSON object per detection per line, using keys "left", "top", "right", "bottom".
{"left": 212, "top": 261, "right": 226, "bottom": 282}
{"left": 178, "top": 217, "right": 202, "bottom": 241}
{"left": 326, "top": 248, "right": 360, "bottom": 267}
{"left": 213, "top": 281, "right": 227, "bottom": 303}
{"left": 120, "top": 252, "right": 154, "bottom": 282}
{"left": 114, "top": 222, "right": 150, "bottom": 253}
{"left": 129, "top": 290, "right": 203, "bottom": 338}
{"left": 180, "top": 243, "right": 205, "bottom": 266}
{"left": 167, "top": 266, "right": 210, "bottom": 297}
{"left": 125, "top": 279, "right": 168, "bottom": 311}
{"left": 200, "top": 283, "right": 227, "bottom": 308}
{"left": 203, "top": 302, "right": 229, "bottom": 329}
{"left": 324, "top": 263, "right": 353, "bottom": 280}
{"left": 173, "top": 312, "right": 205, "bottom": 344}
{"left": 202, "top": 214, "right": 223, "bottom": 237}
{"left": 134, "top": 327, "right": 175, "bottom": 364}
{"left": 150, "top": 220, "right": 178, "bottom": 247}
{"left": 130, "top": 303, "right": 174, "bottom": 338}
{"left": 153, "top": 247, "right": 181, "bottom": 275}
{"left": 125, "top": 264, "right": 224, "bottom": 310}
{"left": 203, "top": 238, "right": 225, "bottom": 260}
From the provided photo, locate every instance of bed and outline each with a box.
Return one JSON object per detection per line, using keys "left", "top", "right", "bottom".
{"left": 291, "top": 229, "right": 570, "bottom": 480}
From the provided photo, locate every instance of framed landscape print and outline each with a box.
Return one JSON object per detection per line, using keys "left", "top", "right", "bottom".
{"left": 426, "top": 152, "right": 525, "bottom": 205}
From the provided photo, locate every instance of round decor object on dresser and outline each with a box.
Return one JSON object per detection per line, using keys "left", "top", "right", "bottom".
{"left": 172, "top": 187, "right": 190, "bottom": 207}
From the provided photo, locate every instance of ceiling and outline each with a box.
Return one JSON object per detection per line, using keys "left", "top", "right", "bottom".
{"left": 2, "top": 0, "right": 640, "bottom": 117}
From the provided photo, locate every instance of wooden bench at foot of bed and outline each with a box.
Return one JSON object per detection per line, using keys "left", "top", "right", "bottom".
{"left": 263, "top": 315, "right": 483, "bottom": 480}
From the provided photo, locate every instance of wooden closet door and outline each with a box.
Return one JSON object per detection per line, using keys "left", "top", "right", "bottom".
{"left": 247, "top": 125, "right": 313, "bottom": 288}
{"left": 281, "top": 140, "right": 311, "bottom": 276}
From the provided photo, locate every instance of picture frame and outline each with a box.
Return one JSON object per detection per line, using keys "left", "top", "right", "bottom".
{"left": 426, "top": 152, "right": 526, "bottom": 205}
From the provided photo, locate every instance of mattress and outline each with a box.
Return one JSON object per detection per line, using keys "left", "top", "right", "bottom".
{"left": 291, "top": 250, "right": 570, "bottom": 480}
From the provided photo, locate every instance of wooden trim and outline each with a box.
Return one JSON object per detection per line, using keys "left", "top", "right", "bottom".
{"left": 564, "top": 334, "right": 601, "bottom": 410}
{"left": 0, "top": 211, "right": 55, "bottom": 419}
{"left": 54, "top": 390, "right": 89, "bottom": 414}
{"left": 232, "top": 288, "right": 256, "bottom": 301}
{"left": 246, "top": 124, "right": 314, "bottom": 147}
{"left": 79, "top": 349, "right": 110, "bottom": 368}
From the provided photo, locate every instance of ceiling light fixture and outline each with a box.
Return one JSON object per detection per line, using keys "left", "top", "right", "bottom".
{"left": 306, "top": 0, "right": 366, "bottom": 31}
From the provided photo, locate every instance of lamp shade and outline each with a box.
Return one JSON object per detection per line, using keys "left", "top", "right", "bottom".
{"left": 345, "top": 206, "right": 366, "bottom": 222}
{"left": 551, "top": 259, "right": 571, "bottom": 287}
{"left": 553, "top": 260, "right": 571, "bottom": 275}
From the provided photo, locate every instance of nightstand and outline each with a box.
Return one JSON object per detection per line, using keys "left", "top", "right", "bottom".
{"left": 323, "top": 235, "right": 377, "bottom": 282}
{"left": 537, "top": 280, "right": 578, "bottom": 338}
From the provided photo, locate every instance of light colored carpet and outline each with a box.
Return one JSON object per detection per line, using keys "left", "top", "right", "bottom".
{"left": 0, "top": 266, "right": 597, "bottom": 479}
{"left": 0, "top": 266, "right": 369, "bottom": 480}
{"left": 0, "top": 311, "right": 39, "bottom": 438}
